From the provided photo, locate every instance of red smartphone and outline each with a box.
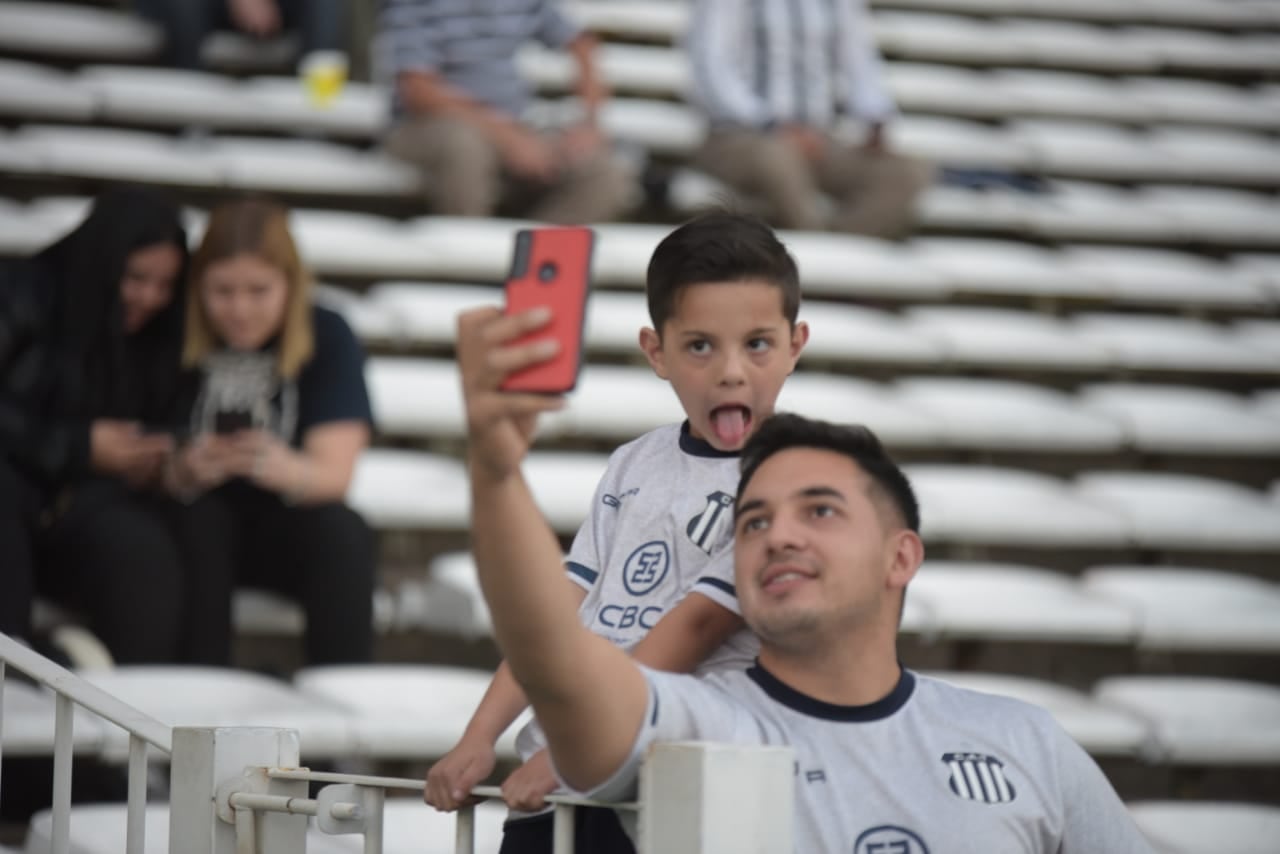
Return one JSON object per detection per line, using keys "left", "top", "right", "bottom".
{"left": 500, "top": 226, "right": 594, "bottom": 394}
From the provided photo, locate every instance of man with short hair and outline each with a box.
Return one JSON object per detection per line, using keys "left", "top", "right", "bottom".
{"left": 455, "top": 305, "right": 1153, "bottom": 850}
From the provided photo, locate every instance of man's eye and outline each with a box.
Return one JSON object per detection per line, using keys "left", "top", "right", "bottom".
{"left": 742, "top": 516, "right": 768, "bottom": 532}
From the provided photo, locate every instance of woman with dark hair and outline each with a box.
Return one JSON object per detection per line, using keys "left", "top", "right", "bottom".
{"left": 0, "top": 186, "right": 192, "bottom": 664}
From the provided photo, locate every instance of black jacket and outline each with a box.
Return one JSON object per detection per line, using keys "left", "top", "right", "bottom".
{"left": 0, "top": 188, "right": 188, "bottom": 488}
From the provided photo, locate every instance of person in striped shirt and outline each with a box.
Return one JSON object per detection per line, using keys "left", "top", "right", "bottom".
{"left": 375, "top": 0, "right": 636, "bottom": 223}
{"left": 686, "top": 0, "right": 932, "bottom": 238}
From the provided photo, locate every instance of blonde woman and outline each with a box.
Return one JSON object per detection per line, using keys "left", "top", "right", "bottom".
{"left": 167, "top": 198, "right": 375, "bottom": 665}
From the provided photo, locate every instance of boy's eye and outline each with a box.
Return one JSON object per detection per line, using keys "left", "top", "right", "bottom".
{"left": 688, "top": 340, "right": 711, "bottom": 355}
{"left": 747, "top": 338, "right": 771, "bottom": 353}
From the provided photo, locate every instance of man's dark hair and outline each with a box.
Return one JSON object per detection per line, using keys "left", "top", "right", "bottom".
{"left": 645, "top": 211, "right": 800, "bottom": 333}
{"left": 736, "top": 413, "right": 920, "bottom": 533}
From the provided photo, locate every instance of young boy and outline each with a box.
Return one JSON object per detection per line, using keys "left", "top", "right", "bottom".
{"left": 424, "top": 212, "right": 810, "bottom": 852}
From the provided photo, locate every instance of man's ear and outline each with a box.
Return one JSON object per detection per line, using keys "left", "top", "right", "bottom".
{"left": 639, "top": 327, "right": 668, "bottom": 379}
{"left": 886, "top": 529, "right": 924, "bottom": 593}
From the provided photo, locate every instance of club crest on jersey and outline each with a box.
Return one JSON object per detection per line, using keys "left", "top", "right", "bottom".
{"left": 942, "top": 752, "right": 1017, "bottom": 804}
{"left": 686, "top": 491, "right": 734, "bottom": 553}
{"left": 854, "top": 825, "right": 929, "bottom": 854}
{"left": 622, "top": 540, "right": 670, "bottom": 596}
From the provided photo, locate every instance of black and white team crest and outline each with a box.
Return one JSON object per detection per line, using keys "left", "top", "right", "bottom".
{"left": 942, "top": 753, "right": 1017, "bottom": 804}
{"left": 686, "top": 491, "right": 734, "bottom": 553}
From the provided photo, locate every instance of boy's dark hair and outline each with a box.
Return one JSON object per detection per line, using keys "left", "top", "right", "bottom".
{"left": 645, "top": 211, "right": 800, "bottom": 333}
{"left": 736, "top": 413, "right": 920, "bottom": 534}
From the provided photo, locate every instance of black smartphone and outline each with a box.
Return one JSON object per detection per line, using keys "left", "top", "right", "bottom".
{"left": 214, "top": 410, "right": 253, "bottom": 435}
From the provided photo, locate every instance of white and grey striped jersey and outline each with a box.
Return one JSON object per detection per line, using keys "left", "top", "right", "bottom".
{"left": 591, "top": 667, "right": 1155, "bottom": 853}
{"left": 687, "top": 0, "right": 895, "bottom": 129}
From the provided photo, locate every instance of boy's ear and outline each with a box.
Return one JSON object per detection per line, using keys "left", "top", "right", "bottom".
{"left": 639, "top": 327, "right": 668, "bottom": 379}
{"left": 789, "top": 320, "right": 810, "bottom": 363}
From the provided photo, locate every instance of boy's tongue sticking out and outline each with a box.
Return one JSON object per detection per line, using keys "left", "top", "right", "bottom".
{"left": 711, "top": 406, "right": 750, "bottom": 448}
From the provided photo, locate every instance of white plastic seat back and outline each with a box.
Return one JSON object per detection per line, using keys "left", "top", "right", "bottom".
{"left": 1127, "top": 801, "right": 1280, "bottom": 854}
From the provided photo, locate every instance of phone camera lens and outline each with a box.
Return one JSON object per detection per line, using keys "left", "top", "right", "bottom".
{"left": 537, "top": 261, "right": 558, "bottom": 283}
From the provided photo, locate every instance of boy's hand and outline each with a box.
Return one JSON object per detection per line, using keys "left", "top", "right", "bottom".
{"left": 457, "top": 306, "right": 565, "bottom": 482}
{"left": 501, "top": 749, "right": 559, "bottom": 811}
{"left": 424, "top": 737, "right": 497, "bottom": 812}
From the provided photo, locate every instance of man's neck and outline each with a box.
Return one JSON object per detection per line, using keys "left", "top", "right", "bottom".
{"left": 757, "top": 628, "right": 902, "bottom": 708}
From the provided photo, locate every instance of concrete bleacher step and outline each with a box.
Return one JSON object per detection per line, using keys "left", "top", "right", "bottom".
{"left": 293, "top": 665, "right": 525, "bottom": 760}
{"left": 24, "top": 800, "right": 508, "bottom": 854}
{"left": 1081, "top": 566, "right": 1280, "bottom": 654}
{"left": 923, "top": 671, "right": 1151, "bottom": 757}
{"left": 1127, "top": 801, "right": 1280, "bottom": 854}
{"left": 1094, "top": 676, "right": 1280, "bottom": 765}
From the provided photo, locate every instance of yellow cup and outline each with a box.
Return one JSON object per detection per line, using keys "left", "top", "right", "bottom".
{"left": 301, "top": 51, "right": 348, "bottom": 107}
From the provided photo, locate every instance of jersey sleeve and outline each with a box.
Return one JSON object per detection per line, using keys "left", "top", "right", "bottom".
{"left": 690, "top": 544, "right": 742, "bottom": 616}
{"left": 579, "top": 668, "right": 762, "bottom": 803}
{"left": 295, "top": 307, "right": 374, "bottom": 440}
{"left": 1052, "top": 724, "right": 1155, "bottom": 853}
{"left": 563, "top": 451, "right": 623, "bottom": 592}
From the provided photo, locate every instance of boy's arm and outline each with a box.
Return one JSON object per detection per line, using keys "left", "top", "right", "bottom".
{"left": 459, "top": 307, "right": 648, "bottom": 793}
{"left": 630, "top": 593, "right": 744, "bottom": 673}
{"left": 426, "top": 580, "right": 590, "bottom": 811}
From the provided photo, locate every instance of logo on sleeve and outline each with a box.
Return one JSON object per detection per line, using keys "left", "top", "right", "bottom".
{"left": 854, "top": 825, "right": 929, "bottom": 854}
{"left": 622, "top": 541, "right": 670, "bottom": 596}
{"left": 686, "top": 491, "right": 734, "bottom": 553}
{"left": 941, "top": 753, "right": 1017, "bottom": 804}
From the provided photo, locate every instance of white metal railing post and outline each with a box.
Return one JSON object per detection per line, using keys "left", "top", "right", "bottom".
{"left": 0, "top": 659, "right": 6, "bottom": 800}
{"left": 637, "top": 742, "right": 794, "bottom": 854}
{"left": 455, "top": 805, "right": 476, "bottom": 854}
{"left": 552, "top": 804, "right": 575, "bottom": 854}
{"left": 170, "top": 727, "right": 307, "bottom": 854}
{"left": 126, "top": 735, "right": 149, "bottom": 854}
{"left": 51, "top": 694, "right": 74, "bottom": 854}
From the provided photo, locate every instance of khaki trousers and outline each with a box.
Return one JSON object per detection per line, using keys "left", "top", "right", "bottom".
{"left": 386, "top": 116, "right": 635, "bottom": 224}
{"left": 695, "top": 128, "right": 933, "bottom": 238}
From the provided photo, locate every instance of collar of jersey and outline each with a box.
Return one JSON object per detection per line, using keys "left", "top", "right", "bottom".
{"left": 747, "top": 663, "right": 916, "bottom": 722}
{"left": 679, "top": 420, "right": 740, "bottom": 458}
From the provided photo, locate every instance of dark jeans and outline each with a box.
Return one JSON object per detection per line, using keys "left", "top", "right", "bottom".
{"left": 499, "top": 807, "right": 636, "bottom": 854}
{"left": 0, "top": 458, "right": 186, "bottom": 664}
{"left": 170, "top": 479, "right": 375, "bottom": 666}
{"left": 134, "top": 0, "right": 346, "bottom": 69}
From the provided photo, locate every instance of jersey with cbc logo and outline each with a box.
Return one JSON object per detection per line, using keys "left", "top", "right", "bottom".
{"left": 565, "top": 422, "right": 759, "bottom": 675}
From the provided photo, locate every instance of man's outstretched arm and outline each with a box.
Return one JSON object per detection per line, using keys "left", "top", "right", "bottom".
{"left": 458, "top": 306, "right": 648, "bottom": 792}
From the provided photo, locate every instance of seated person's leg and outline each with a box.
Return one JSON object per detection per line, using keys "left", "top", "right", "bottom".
{"left": 694, "top": 129, "right": 823, "bottom": 231}
{"left": 0, "top": 458, "right": 38, "bottom": 642}
{"left": 385, "top": 117, "right": 504, "bottom": 217}
{"left": 166, "top": 486, "right": 244, "bottom": 666}
{"left": 816, "top": 139, "right": 933, "bottom": 238}
{"left": 276, "top": 0, "right": 348, "bottom": 59}
{"left": 36, "top": 481, "right": 185, "bottom": 664}
{"left": 246, "top": 498, "right": 376, "bottom": 665}
{"left": 528, "top": 139, "right": 635, "bottom": 225}
{"left": 134, "top": 0, "right": 225, "bottom": 69}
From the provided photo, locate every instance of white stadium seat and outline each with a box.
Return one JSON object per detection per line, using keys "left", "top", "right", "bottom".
{"left": 1012, "top": 119, "right": 1185, "bottom": 182}
{"left": 891, "top": 377, "right": 1125, "bottom": 452}
{"left": 908, "top": 237, "right": 1109, "bottom": 301}
{"left": 799, "top": 303, "right": 945, "bottom": 367}
{"left": 1074, "top": 471, "right": 1280, "bottom": 552}
{"left": 290, "top": 211, "right": 434, "bottom": 279}
{"left": 0, "top": 59, "right": 95, "bottom": 121}
{"left": 914, "top": 182, "right": 1035, "bottom": 235}
{"left": 1094, "top": 676, "right": 1280, "bottom": 764}
{"left": 78, "top": 65, "right": 252, "bottom": 128}
{"left": 406, "top": 551, "right": 494, "bottom": 639}
{"left": 905, "top": 464, "right": 1130, "bottom": 547}
{"left": 75, "top": 667, "right": 358, "bottom": 760}
{"left": 1024, "top": 181, "right": 1183, "bottom": 244}
{"left": 1255, "top": 387, "right": 1280, "bottom": 421}
{"left": 1070, "top": 313, "right": 1280, "bottom": 375}
{"left": 1128, "top": 801, "right": 1280, "bottom": 854}
{"left": 889, "top": 115, "right": 1034, "bottom": 171}
{"left": 1082, "top": 566, "right": 1280, "bottom": 653}
{"left": 211, "top": 137, "right": 421, "bottom": 197}
{"left": 777, "top": 231, "right": 951, "bottom": 301}
{"left": 1056, "top": 246, "right": 1269, "bottom": 310}
{"left": 886, "top": 63, "right": 1013, "bottom": 119}
{"left": 312, "top": 284, "right": 401, "bottom": 344}
{"left": 24, "top": 800, "right": 507, "bottom": 854}
{"left": 923, "top": 672, "right": 1151, "bottom": 756}
{"left": 1078, "top": 384, "right": 1280, "bottom": 456}
{"left": 11, "top": 124, "right": 222, "bottom": 186}
{"left": 241, "top": 77, "right": 389, "bottom": 138}
{"left": 1137, "top": 185, "right": 1280, "bottom": 248}
{"left": 563, "top": 0, "right": 688, "bottom": 42}
{"left": 1123, "top": 26, "right": 1280, "bottom": 74}
{"left": 1124, "top": 76, "right": 1280, "bottom": 132}
{"left": 540, "top": 364, "right": 685, "bottom": 440}
{"left": 293, "top": 665, "right": 526, "bottom": 759}
{"left": 598, "top": 98, "right": 706, "bottom": 157}
{"left": 871, "top": 11, "right": 1030, "bottom": 66}
{"left": 524, "top": 452, "right": 611, "bottom": 533}
{"left": 998, "top": 19, "right": 1162, "bottom": 72}
{"left": 1, "top": 677, "right": 106, "bottom": 756}
{"left": 1231, "top": 255, "right": 1280, "bottom": 302}
{"left": 1150, "top": 126, "right": 1280, "bottom": 187}
{"left": 365, "top": 283, "right": 501, "bottom": 347}
{"left": 988, "top": 69, "right": 1152, "bottom": 123}
{"left": 0, "top": 2, "right": 161, "bottom": 61}
{"left": 901, "top": 307, "right": 1112, "bottom": 372}
{"left": 348, "top": 449, "right": 469, "bottom": 531}
{"left": 365, "top": 357, "right": 465, "bottom": 439}
{"left": 910, "top": 562, "right": 1138, "bottom": 643}
{"left": 776, "top": 373, "right": 944, "bottom": 448}
{"left": 582, "top": 290, "right": 648, "bottom": 353}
